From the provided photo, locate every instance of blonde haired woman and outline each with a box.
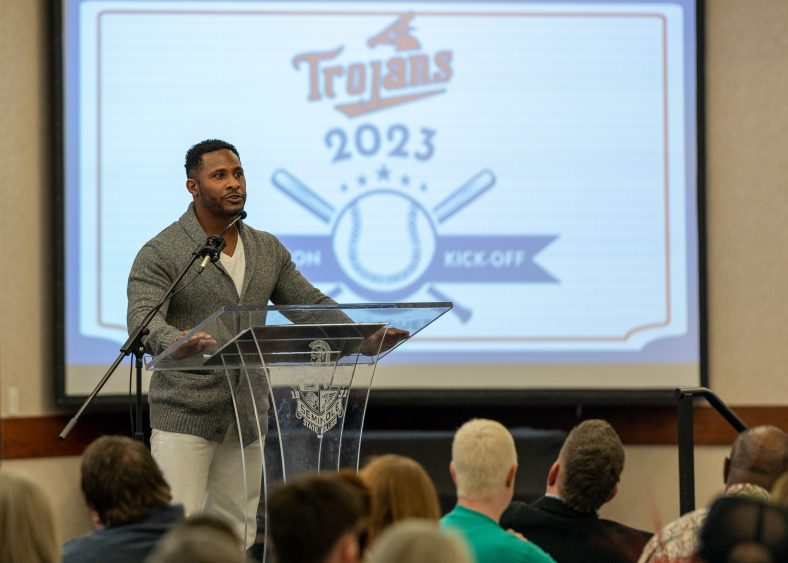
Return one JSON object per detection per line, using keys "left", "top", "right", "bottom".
{"left": 359, "top": 454, "right": 441, "bottom": 544}
{"left": 364, "top": 519, "right": 471, "bottom": 563}
{"left": 0, "top": 471, "right": 60, "bottom": 563}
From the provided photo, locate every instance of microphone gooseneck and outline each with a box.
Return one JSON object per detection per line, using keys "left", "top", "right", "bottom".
{"left": 217, "top": 210, "right": 248, "bottom": 237}
{"left": 197, "top": 211, "right": 247, "bottom": 270}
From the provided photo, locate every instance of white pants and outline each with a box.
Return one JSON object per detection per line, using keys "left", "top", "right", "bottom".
{"left": 151, "top": 426, "right": 263, "bottom": 548}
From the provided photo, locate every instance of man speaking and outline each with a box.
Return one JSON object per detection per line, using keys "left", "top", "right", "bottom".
{"left": 126, "top": 139, "right": 339, "bottom": 547}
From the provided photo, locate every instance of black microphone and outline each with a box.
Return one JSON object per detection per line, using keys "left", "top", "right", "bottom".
{"left": 197, "top": 211, "right": 247, "bottom": 270}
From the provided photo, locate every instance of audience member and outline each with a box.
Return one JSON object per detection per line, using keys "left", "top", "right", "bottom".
{"left": 364, "top": 519, "right": 472, "bottom": 563}
{"left": 770, "top": 471, "right": 788, "bottom": 507}
{"left": 267, "top": 473, "right": 369, "bottom": 563}
{"left": 335, "top": 469, "right": 374, "bottom": 552}
{"left": 173, "top": 513, "right": 240, "bottom": 543}
{"left": 501, "top": 419, "right": 651, "bottom": 562}
{"left": 0, "top": 471, "right": 60, "bottom": 563}
{"left": 359, "top": 454, "right": 441, "bottom": 543}
{"left": 639, "top": 425, "right": 788, "bottom": 563}
{"left": 63, "top": 435, "right": 185, "bottom": 563}
{"left": 146, "top": 514, "right": 245, "bottom": 563}
{"left": 693, "top": 495, "right": 788, "bottom": 563}
{"left": 440, "top": 418, "right": 556, "bottom": 563}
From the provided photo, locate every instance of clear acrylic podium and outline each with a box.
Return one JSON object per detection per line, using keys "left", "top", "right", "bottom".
{"left": 146, "top": 302, "right": 451, "bottom": 559}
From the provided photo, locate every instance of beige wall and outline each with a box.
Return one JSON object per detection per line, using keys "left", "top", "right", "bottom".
{"left": 1, "top": 0, "right": 787, "bottom": 543}
{"left": 0, "top": 0, "right": 56, "bottom": 419}
{"left": 705, "top": 0, "right": 788, "bottom": 404}
{"left": 600, "top": 445, "right": 729, "bottom": 531}
{"left": 0, "top": 0, "right": 91, "bottom": 541}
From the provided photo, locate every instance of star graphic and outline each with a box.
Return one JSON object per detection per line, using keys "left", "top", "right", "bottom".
{"left": 358, "top": 175, "right": 367, "bottom": 186}
{"left": 401, "top": 175, "right": 410, "bottom": 186}
{"left": 376, "top": 165, "right": 391, "bottom": 181}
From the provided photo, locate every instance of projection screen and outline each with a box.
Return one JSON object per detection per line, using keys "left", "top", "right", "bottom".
{"left": 55, "top": 0, "right": 703, "bottom": 402}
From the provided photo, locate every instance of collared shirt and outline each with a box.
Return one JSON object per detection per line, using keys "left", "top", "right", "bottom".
{"left": 543, "top": 492, "right": 598, "bottom": 516}
{"left": 637, "top": 483, "right": 770, "bottom": 563}
{"left": 63, "top": 504, "right": 185, "bottom": 563}
{"left": 502, "top": 496, "right": 651, "bottom": 563}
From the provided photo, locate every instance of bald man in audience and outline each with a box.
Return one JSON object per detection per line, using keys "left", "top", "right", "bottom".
{"left": 441, "top": 418, "right": 556, "bottom": 563}
{"left": 501, "top": 419, "right": 651, "bottom": 563}
{"left": 639, "top": 425, "right": 788, "bottom": 563}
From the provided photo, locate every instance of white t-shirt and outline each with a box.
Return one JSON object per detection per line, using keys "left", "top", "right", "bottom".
{"left": 219, "top": 234, "right": 246, "bottom": 297}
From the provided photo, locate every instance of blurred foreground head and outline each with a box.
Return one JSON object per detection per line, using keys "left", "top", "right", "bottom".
{"left": 365, "top": 519, "right": 471, "bottom": 563}
{"left": 694, "top": 496, "right": 788, "bottom": 563}
{"left": 147, "top": 514, "right": 244, "bottom": 563}
{"left": 0, "top": 471, "right": 59, "bottom": 563}
{"left": 267, "top": 472, "right": 370, "bottom": 563}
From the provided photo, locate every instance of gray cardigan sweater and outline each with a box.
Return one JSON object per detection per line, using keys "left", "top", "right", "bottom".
{"left": 127, "top": 204, "right": 333, "bottom": 443}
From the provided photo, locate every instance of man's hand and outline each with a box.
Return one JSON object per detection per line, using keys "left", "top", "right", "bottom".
{"left": 506, "top": 529, "right": 529, "bottom": 542}
{"left": 171, "top": 330, "right": 217, "bottom": 359}
{"left": 359, "top": 327, "right": 409, "bottom": 356}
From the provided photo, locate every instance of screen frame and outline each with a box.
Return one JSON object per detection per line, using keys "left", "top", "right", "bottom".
{"left": 51, "top": 0, "right": 708, "bottom": 408}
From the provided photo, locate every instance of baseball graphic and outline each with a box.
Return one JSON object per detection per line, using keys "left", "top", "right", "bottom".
{"left": 332, "top": 190, "right": 437, "bottom": 294}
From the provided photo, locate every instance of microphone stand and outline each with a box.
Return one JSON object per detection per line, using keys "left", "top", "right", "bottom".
{"left": 59, "top": 233, "right": 228, "bottom": 442}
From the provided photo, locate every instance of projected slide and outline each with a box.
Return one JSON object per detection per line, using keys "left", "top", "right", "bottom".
{"left": 60, "top": 0, "right": 700, "bottom": 394}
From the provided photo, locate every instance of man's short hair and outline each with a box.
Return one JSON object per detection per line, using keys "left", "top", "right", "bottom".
{"left": 80, "top": 435, "right": 171, "bottom": 527}
{"left": 558, "top": 419, "right": 624, "bottom": 513}
{"left": 451, "top": 419, "right": 517, "bottom": 499}
{"left": 267, "top": 473, "right": 368, "bottom": 563}
{"left": 184, "top": 139, "right": 240, "bottom": 178}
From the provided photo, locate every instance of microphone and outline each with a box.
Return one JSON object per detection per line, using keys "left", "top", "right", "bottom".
{"left": 217, "top": 210, "right": 248, "bottom": 238}
{"left": 197, "top": 211, "right": 247, "bottom": 270}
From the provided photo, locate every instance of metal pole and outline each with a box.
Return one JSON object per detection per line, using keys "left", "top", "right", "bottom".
{"left": 677, "top": 392, "right": 696, "bottom": 515}
{"left": 134, "top": 346, "right": 145, "bottom": 442}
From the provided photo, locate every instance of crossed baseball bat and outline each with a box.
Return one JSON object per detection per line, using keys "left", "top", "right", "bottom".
{"left": 271, "top": 167, "right": 497, "bottom": 322}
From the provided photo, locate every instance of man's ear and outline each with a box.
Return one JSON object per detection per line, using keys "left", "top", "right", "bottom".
{"left": 723, "top": 457, "right": 731, "bottom": 484}
{"left": 88, "top": 507, "right": 102, "bottom": 529}
{"left": 450, "top": 461, "right": 457, "bottom": 485}
{"left": 324, "top": 532, "right": 359, "bottom": 563}
{"left": 547, "top": 461, "right": 560, "bottom": 487}
{"left": 603, "top": 483, "right": 618, "bottom": 505}
{"left": 186, "top": 177, "right": 198, "bottom": 197}
{"left": 342, "top": 531, "right": 361, "bottom": 563}
{"left": 506, "top": 464, "right": 518, "bottom": 488}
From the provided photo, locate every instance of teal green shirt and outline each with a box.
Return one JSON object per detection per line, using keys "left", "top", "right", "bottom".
{"left": 441, "top": 504, "right": 556, "bottom": 563}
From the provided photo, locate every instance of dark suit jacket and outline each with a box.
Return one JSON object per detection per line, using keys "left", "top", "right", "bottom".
{"left": 500, "top": 496, "right": 652, "bottom": 563}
